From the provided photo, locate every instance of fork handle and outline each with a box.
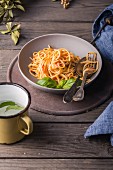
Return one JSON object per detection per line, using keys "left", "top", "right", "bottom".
{"left": 63, "top": 76, "right": 80, "bottom": 103}
{"left": 90, "top": 22, "right": 107, "bottom": 44}
{"left": 73, "top": 72, "right": 88, "bottom": 101}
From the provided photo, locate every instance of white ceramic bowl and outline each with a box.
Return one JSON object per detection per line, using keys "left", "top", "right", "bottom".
{"left": 18, "top": 33, "right": 102, "bottom": 94}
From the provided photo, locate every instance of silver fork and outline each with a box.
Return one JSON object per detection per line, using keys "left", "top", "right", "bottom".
{"left": 73, "top": 52, "right": 97, "bottom": 101}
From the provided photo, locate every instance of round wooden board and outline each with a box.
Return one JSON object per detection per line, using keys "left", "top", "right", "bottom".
{"left": 7, "top": 56, "right": 113, "bottom": 116}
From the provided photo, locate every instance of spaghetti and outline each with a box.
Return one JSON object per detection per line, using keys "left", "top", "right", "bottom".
{"left": 28, "top": 46, "right": 80, "bottom": 83}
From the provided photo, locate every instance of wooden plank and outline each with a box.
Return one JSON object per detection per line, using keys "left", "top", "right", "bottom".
{"left": 14, "top": 0, "right": 112, "bottom": 22}
{"left": 0, "top": 123, "right": 112, "bottom": 158}
{"left": 0, "top": 0, "right": 112, "bottom": 49}
{"left": 0, "top": 50, "right": 18, "bottom": 81}
{"left": 0, "top": 22, "right": 92, "bottom": 50}
{"left": 0, "top": 159, "right": 113, "bottom": 170}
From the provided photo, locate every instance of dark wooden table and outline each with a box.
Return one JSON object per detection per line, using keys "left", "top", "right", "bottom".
{"left": 1, "top": 0, "right": 113, "bottom": 169}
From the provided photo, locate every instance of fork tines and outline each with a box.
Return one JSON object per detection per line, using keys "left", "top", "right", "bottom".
{"left": 87, "top": 52, "right": 97, "bottom": 61}
{"left": 83, "top": 52, "right": 98, "bottom": 72}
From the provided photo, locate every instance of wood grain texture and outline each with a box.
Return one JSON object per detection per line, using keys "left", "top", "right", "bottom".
{"left": 29, "top": 99, "right": 112, "bottom": 123}
{"left": 15, "top": 0, "right": 112, "bottom": 22}
{"left": 0, "top": 0, "right": 112, "bottom": 49}
{"left": 0, "top": 159, "right": 113, "bottom": 170}
{"left": 0, "top": 123, "right": 112, "bottom": 158}
{"left": 0, "top": 22, "right": 92, "bottom": 49}
{"left": 0, "top": 1, "right": 113, "bottom": 169}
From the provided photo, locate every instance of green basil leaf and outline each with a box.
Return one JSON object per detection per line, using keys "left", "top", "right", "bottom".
{"left": 56, "top": 79, "right": 67, "bottom": 89}
{"left": 46, "top": 79, "right": 57, "bottom": 88}
{"left": 6, "top": 105, "right": 24, "bottom": 112}
{"left": 36, "top": 77, "right": 57, "bottom": 88}
{"left": 63, "top": 78, "right": 76, "bottom": 89}
{"left": 36, "top": 77, "right": 51, "bottom": 86}
{"left": 0, "top": 101, "right": 15, "bottom": 108}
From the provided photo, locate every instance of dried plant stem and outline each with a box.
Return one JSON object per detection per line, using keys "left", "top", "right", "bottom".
{"left": 52, "top": 0, "right": 71, "bottom": 9}
{"left": 61, "top": 0, "right": 70, "bottom": 8}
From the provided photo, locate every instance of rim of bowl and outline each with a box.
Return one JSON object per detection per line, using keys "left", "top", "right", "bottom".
{"left": 18, "top": 33, "right": 102, "bottom": 92}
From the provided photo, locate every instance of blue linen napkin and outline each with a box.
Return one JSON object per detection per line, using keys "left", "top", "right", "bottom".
{"left": 84, "top": 102, "right": 113, "bottom": 146}
{"left": 84, "top": 4, "right": 113, "bottom": 146}
{"left": 92, "top": 4, "right": 113, "bottom": 63}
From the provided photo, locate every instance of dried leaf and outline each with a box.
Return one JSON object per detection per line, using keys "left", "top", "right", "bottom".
{"left": 0, "top": 11, "right": 5, "bottom": 18}
{"left": 0, "top": 0, "right": 25, "bottom": 44}
{"left": 15, "top": 0, "right": 22, "bottom": 4}
{"left": 8, "top": 9, "right": 13, "bottom": 18}
{"left": 16, "top": 4, "right": 25, "bottom": 11}
{"left": 8, "top": 4, "right": 15, "bottom": 9}
{"left": 11, "top": 31, "right": 19, "bottom": 45}
{"left": 13, "top": 30, "right": 20, "bottom": 38}
{"left": 12, "top": 23, "right": 21, "bottom": 31}
{"left": 6, "top": 22, "right": 12, "bottom": 31}
{"left": 4, "top": 4, "right": 8, "bottom": 9}
{"left": 0, "top": 30, "right": 10, "bottom": 34}
{"left": 0, "top": 15, "right": 4, "bottom": 22}
{"left": 0, "top": 0, "right": 25, "bottom": 23}
{"left": 0, "top": 7, "right": 4, "bottom": 11}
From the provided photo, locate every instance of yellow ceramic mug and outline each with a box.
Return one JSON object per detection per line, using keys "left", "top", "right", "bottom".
{"left": 0, "top": 82, "right": 33, "bottom": 144}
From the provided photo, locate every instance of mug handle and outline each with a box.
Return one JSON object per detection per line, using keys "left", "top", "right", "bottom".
{"left": 19, "top": 114, "right": 33, "bottom": 135}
